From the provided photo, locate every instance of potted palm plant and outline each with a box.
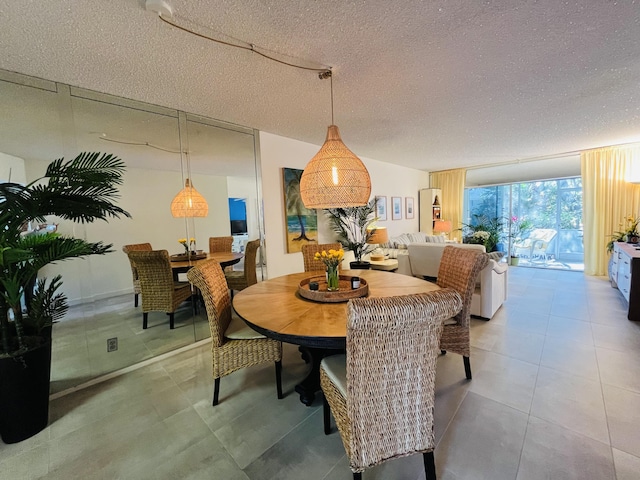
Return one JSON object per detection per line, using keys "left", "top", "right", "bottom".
{"left": 508, "top": 216, "right": 533, "bottom": 266}
{"left": 324, "top": 198, "right": 379, "bottom": 269}
{"left": 0, "top": 152, "right": 129, "bottom": 443}
{"left": 461, "top": 214, "right": 504, "bottom": 252}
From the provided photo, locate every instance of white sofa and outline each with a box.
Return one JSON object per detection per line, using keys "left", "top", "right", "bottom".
{"left": 397, "top": 243, "right": 508, "bottom": 319}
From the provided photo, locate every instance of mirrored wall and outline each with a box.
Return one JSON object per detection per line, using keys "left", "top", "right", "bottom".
{"left": 0, "top": 69, "right": 263, "bottom": 393}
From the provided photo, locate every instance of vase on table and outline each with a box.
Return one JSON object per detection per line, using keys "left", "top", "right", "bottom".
{"left": 326, "top": 264, "right": 340, "bottom": 291}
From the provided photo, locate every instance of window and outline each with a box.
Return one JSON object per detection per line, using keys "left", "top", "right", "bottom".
{"left": 463, "top": 177, "right": 583, "bottom": 270}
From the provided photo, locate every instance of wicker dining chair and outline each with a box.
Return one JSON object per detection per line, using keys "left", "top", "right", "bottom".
{"left": 187, "top": 259, "right": 283, "bottom": 406}
{"left": 127, "top": 250, "right": 193, "bottom": 329}
{"left": 436, "top": 246, "right": 489, "bottom": 380}
{"left": 210, "top": 235, "right": 235, "bottom": 272}
{"left": 209, "top": 236, "right": 233, "bottom": 253}
{"left": 122, "top": 242, "right": 152, "bottom": 307}
{"left": 320, "top": 290, "right": 463, "bottom": 480}
{"left": 301, "top": 242, "right": 343, "bottom": 272}
{"left": 225, "top": 238, "right": 260, "bottom": 296}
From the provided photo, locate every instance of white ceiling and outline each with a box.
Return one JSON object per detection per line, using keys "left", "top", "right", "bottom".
{"left": 1, "top": 0, "right": 639, "bottom": 172}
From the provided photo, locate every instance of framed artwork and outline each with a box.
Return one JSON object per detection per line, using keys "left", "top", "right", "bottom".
{"left": 375, "top": 196, "right": 387, "bottom": 221}
{"left": 392, "top": 196, "right": 402, "bottom": 220}
{"left": 282, "top": 168, "right": 318, "bottom": 253}
{"left": 405, "top": 197, "right": 415, "bottom": 219}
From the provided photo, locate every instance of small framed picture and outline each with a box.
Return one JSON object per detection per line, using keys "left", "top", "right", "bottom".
{"left": 392, "top": 196, "right": 402, "bottom": 220}
{"left": 375, "top": 196, "right": 387, "bottom": 221}
{"left": 405, "top": 197, "right": 415, "bottom": 219}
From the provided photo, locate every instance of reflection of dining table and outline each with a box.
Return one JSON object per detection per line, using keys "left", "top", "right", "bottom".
{"left": 232, "top": 269, "right": 441, "bottom": 405}
{"left": 171, "top": 252, "right": 244, "bottom": 278}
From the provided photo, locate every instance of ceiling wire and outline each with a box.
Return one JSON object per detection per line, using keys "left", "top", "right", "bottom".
{"left": 99, "top": 135, "right": 181, "bottom": 154}
{"left": 157, "top": 14, "right": 331, "bottom": 75}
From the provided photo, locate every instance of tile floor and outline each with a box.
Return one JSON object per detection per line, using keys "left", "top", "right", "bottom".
{"left": 2, "top": 267, "right": 640, "bottom": 479}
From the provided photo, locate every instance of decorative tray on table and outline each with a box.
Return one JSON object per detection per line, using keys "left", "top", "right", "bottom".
{"left": 298, "top": 275, "right": 369, "bottom": 303}
{"left": 170, "top": 252, "right": 207, "bottom": 262}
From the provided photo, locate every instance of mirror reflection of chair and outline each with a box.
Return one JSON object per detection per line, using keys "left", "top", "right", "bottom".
{"left": 437, "top": 246, "right": 489, "bottom": 379}
{"left": 320, "top": 290, "right": 463, "bottom": 480}
{"left": 187, "top": 259, "right": 282, "bottom": 406}
{"left": 122, "top": 243, "right": 152, "bottom": 307}
{"left": 301, "top": 242, "right": 343, "bottom": 272}
{"left": 225, "top": 239, "right": 260, "bottom": 297}
{"left": 127, "top": 250, "right": 193, "bottom": 329}
{"left": 210, "top": 235, "right": 235, "bottom": 272}
{"left": 209, "top": 236, "right": 233, "bottom": 253}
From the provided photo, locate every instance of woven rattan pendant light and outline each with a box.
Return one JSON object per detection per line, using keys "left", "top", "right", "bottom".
{"left": 170, "top": 179, "right": 209, "bottom": 217}
{"left": 300, "top": 71, "right": 371, "bottom": 209}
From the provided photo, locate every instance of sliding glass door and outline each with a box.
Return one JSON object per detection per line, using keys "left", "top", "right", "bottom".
{"left": 464, "top": 177, "right": 584, "bottom": 270}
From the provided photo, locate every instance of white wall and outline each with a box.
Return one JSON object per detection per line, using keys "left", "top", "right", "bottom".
{"left": 259, "top": 131, "right": 430, "bottom": 278}
{"left": 0, "top": 152, "right": 26, "bottom": 184}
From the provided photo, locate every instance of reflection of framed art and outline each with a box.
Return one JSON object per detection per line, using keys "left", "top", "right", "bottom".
{"left": 392, "top": 196, "right": 402, "bottom": 220}
{"left": 282, "top": 167, "right": 318, "bottom": 253}
{"left": 405, "top": 197, "right": 415, "bottom": 219}
{"left": 376, "top": 196, "right": 387, "bottom": 221}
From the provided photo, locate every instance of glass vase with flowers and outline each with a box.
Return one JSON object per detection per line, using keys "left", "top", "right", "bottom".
{"left": 178, "top": 237, "right": 197, "bottom": 256}
{"left": 314, "top": 248, "right": 344, "bottom": 291}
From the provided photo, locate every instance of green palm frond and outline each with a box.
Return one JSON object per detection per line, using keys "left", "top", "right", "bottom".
{"left": 23, "top": 152, "right": 130, "bottom": 224}
{"left": 325, "top": 199, "right": 378, "bottom": 262}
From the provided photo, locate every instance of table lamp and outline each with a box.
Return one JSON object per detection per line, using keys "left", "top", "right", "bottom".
{"left": 433, "top": 219, "right": 452, "bottom": 239}
{"left": 366, "top": 226, "right": 389, "bottom": 261}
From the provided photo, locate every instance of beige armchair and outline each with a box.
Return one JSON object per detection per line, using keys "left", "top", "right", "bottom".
{"left": 398, "top": 242, "right": 508, "bottom": 319}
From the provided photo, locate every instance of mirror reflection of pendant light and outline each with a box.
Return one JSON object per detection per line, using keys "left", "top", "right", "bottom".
{"left": 300, "top": 71, "right": 371, "bottom": 209}
{"left": 171, "top": 179, "right": 209, "bottom": 217}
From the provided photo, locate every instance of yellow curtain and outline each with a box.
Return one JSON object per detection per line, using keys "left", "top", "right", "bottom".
{"left": 581, "top": 145, "right": 640, "bottom": 276}
{"left": 430, "top": 168, "right": 466, "bottom": 237}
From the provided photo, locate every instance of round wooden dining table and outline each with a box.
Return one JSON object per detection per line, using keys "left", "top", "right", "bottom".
{"left": 170, "top": 252, "right": 244, "bottom": 281}
{"left": 232, "top": 269, "right": 440, "bottom": 405}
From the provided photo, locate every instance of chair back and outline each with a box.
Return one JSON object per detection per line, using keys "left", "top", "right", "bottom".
{"left": 302, "top": 242, "right": 342, "bottom": 272}
{"left": 127, "top": 250, "right": 175, "bottom": 311}
{"left": 242, "top": 239, "right": 261, "bottom": 286}
{"left": 187, "top": 260, "right": 231, "bottom": 347}
{"left": 345, "top": 289, "right": 462, "bottom": 470}
{"left": 209, "top": 236, "right": 233, "bottom": 253}
{"left": 436, "top": 246, "right": 489, "bottom": 327}
{"left": 122, "top": 243, "right": 152, "bottom": 285}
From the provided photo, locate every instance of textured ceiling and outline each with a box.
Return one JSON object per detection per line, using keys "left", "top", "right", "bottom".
{"left": 1, "top": 0, "right": 639, "bottom": 172}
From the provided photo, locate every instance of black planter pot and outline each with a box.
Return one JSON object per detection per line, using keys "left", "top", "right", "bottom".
{"left": 349, "top": 261, "right": 371, "bottom": 270}
{"left": 0, "top": 337, "right": 52, "bottom": 444}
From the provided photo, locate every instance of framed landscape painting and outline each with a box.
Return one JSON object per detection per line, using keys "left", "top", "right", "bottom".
{"left": 405, "top": 197, "right": 415, "bottom": 219}
{"left": 392, "top": 196, "right": 402, "bottom": 220}
{"left": 282, "top": 167, "right": 318, "bottom": 253}
{"left": 376, "top": 196, "right": 387, "bottom": 221}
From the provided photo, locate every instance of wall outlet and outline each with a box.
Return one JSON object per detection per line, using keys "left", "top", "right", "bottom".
{"left": 107, "top": 337, "right": 118, "bottom": 352}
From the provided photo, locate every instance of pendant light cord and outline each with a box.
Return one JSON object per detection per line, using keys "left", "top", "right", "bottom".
{"left": 331, "top": 72, "right": 334, "bottom": 125}
{"left": 158, "top": 14, "right": 331, "bottom": 74}
{"left": 318, "top": 69, "right": 334, "bottom": 125}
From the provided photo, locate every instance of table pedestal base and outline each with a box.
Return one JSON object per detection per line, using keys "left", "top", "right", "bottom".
{"left": 294, "top": 347, "right": 342, "bottom": 406}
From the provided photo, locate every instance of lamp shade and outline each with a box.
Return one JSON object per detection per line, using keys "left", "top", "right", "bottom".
{"left": 300, "top": 125, "right": 371, "bottom": 209}
{"left": 170, "top": 179, "right": 209, "bottom": 217}
{"left": 433, "top": 219, "right": 452, "bottom": 234}
{"left": 366, "top": 226, "right": 389, "bottom": 245}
